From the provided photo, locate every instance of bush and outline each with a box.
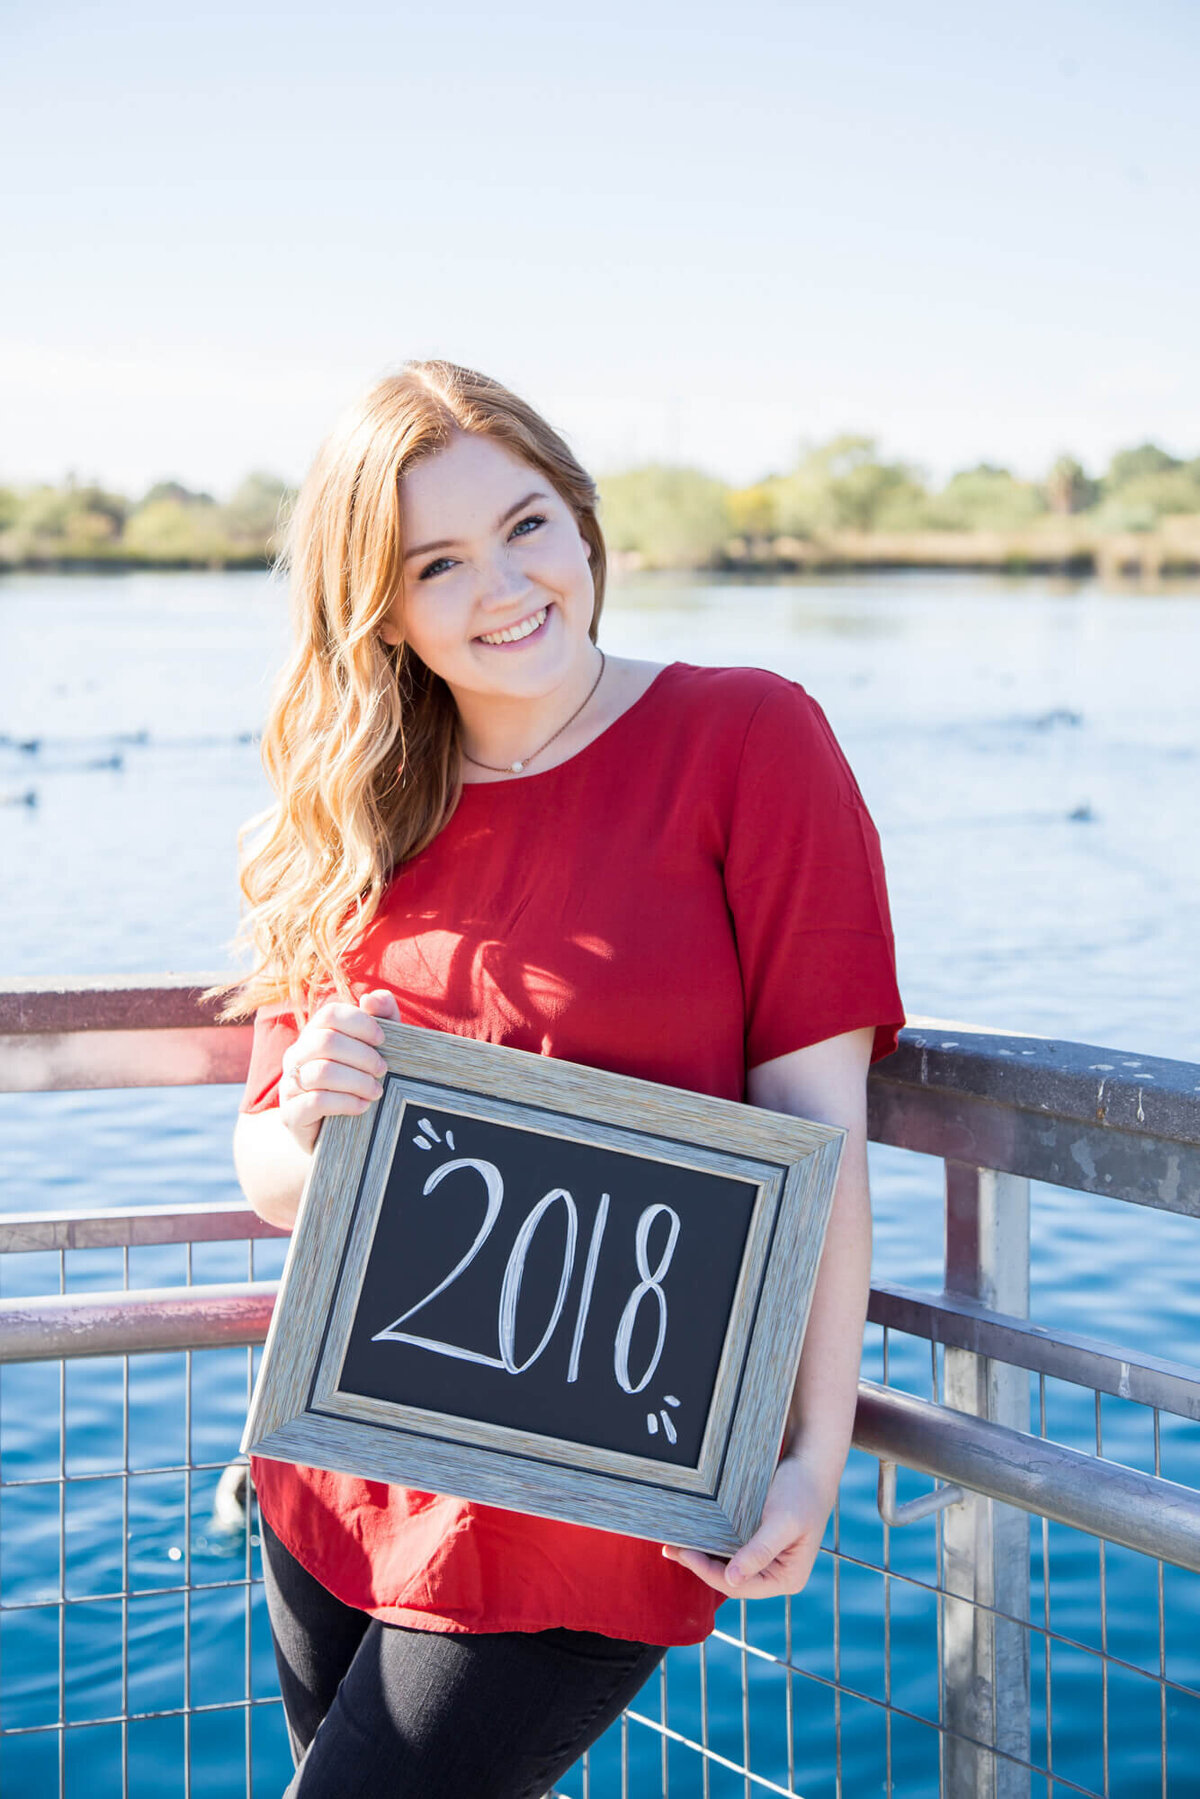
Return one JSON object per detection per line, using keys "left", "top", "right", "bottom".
{"left": 770, "top": 436, "right": 927, "bottom": 536}
{"left": 1105, "top": 443, "right": 1180, "bottom": 489}
{"left": 225, "top": 472, "right": 293, "bottom": 545}
{"left": 1096, "top": 464, "right": 1200, "bottom": 524}
{"left": 122, "top": 498, "right": 231, "bottom": 563}
{"left": 925, "top": 465, "right": 1046, "bottom": 531}
{"left": 598, "top": 466, "right": 732, "bottom": 568}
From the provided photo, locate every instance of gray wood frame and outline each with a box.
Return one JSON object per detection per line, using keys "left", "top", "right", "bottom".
{"left": 243, "top": 1022, "right": 844, "bottom": 1554}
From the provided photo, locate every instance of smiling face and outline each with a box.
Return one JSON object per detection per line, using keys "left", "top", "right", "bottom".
{"left": 381, "top": 430, "right": 597, "bottom": 706}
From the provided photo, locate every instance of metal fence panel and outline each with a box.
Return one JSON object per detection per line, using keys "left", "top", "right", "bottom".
{"left": 3, "top": 988, "right": 1200, "bottom": 1797}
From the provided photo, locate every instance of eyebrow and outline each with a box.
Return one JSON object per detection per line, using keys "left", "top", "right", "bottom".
{"left": 403, "top": 490, "right": 552, "bottom": 561}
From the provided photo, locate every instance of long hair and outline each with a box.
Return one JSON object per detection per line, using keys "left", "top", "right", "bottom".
{"left": 205, "top": 360, "right": 607, "bottom": 1026}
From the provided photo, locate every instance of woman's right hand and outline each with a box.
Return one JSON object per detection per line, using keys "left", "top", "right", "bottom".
{"left": 278, "top": 989, "right": 401, "bottom": 1155}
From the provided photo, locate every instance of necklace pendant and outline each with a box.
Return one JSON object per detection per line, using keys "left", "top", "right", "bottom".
{"left": 510, "top": 760, "right": 524, "bottom": 773}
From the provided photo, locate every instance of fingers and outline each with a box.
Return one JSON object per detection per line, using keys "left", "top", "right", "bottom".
{"left": 281, "top": 996, "right": 399, "bottom": 1131}
{"left": 724, "top": 1515, "right": 798, "bottom": 1587}
{"left": 309, "top": 998, "right": 390, "bottom": 1043}
{"left": 661, "top": 1523, "right": 817, "bottom": 1600}
{"left": 359, "top": 988, "right": 402, "bottom": 1020}
{"left": 662, "top": 1546, "right": 784, "bottom": 1599}
{"left": 285, "top": 1032, "right": 385, "bottom": 1096}
{"left": 279, "top": 992, "right": 402, "bottom": 1150}
{"left": 281, "top": 1058, "right": 381, "bottom": 1112}
{"left": 660, "top": 1545, "right": 736, "bottom": 1594}
{"left": 661, "top": 1543, "right": 766, "bottom": 1598}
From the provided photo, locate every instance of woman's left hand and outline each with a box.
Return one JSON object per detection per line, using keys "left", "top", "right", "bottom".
{"left": 660, "top": 1451, "right": 835, "bottom": 1601}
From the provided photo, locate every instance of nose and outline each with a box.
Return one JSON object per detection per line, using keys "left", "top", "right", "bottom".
{"left": 476, "top": 550, "right": 537, "bottom": 614}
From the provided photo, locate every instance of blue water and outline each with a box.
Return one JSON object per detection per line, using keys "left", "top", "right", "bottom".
{"left": 2, "top": 569, "right": 1199, "bottom": 1795}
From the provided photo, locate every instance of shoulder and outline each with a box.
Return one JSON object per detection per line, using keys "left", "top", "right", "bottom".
{"left": 649, "top": 663, "right": 868, "bottom": 819}
{"left": 647, "top": 661, "right": 814, "bottom": 731}
{"left": 652, "top": 661, "right": 848, "bottom": 768}
{"left": 653, "top": 660, "right": 797, "bottom": 712}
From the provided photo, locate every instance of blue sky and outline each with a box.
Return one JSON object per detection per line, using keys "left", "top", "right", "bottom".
{"left": 4, "top": 0, "right": 1198, "bottom": 493}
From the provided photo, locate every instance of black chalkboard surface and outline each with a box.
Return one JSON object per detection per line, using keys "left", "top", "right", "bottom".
{"left": 244, "top": 1024, "right": 844, "bottom": 1554}
{"left": 340, "top": 1102, "right": 757, "bottom": 1467}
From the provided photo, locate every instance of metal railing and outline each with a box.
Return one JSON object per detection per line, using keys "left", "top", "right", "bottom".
{"left": 1, "top": 978, "right": 1198, "bottom": 1797}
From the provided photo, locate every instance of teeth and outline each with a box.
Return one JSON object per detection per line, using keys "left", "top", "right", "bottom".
{"left": 479, "top": 607, "right": 547, "bottom": 646}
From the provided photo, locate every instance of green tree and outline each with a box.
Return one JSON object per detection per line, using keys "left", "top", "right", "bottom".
{"left": 17, "top": 485, "right": 76, "bottom": 537}
{"left": 727, "top": 480, "right": 779, "bottom": 539}
{"left": 1105, "top": 444, "right": 1180, "bottom": 490}
{"left": 1045, "top": 456, "right": 1099, "bottom": 515}
{"left": 1095, "top": 462, "right": 1200, "bottom": 528}
{"left": 224, "top": 472, "right": 292, "bottom": 544}
{"left": 12, "top": 482, "right": 127, "bottom": 550}
{"left": 773, "top": 436, "right": 927, "bottom": 536}
{"left": 142, "top": 479, "right": 216, "bottom": 506}
{"left": 598, "top": 466, "right": 732, "bottom": 568}
{"left": 927, "top": 464, "right": 1046, "bottom": 531}
{"left": 123, "top": 497, "right": 230, "bottom": 563}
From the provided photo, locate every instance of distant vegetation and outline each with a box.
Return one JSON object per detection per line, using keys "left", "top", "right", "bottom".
{"left": 3, "top": 440, "right": 1200, "bottom": 574}
{"left": 0, "top": 473, "right": 292, "bottom": 569}
{"left": 599, "top": 438, "right": 1200, "bottom": 575}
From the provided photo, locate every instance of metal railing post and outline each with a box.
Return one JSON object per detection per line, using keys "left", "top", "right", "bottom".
{"left": 942, "top": 1162, "right": 1032, "bottom": 1798}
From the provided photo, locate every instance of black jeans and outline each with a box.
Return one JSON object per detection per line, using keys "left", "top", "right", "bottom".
{"left": 259, "top": 1515, "right": 668, "bottom": 1799}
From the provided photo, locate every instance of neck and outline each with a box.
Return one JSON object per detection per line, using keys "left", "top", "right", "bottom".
{"left": 456, "top": 643, "right": 605, "bottom": 774}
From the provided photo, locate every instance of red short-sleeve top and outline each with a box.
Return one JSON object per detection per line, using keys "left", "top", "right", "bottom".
{"left": 239, "top": 662, "right": 905, "bottom": 1647}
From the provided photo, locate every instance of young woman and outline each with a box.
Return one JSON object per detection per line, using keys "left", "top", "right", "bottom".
{"left": 220, "top": 360, "right": 904, "bottom": 1798}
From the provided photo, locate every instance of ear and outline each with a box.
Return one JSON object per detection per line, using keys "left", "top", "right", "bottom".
{"left": 378, "top": 598, "right": 403, "bottom": 647}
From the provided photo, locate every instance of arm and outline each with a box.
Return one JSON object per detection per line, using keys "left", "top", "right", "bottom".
{"left": 233, "top": 1109, "right": 317, "bottom": 1232}
{"left": 232, "top": 990, "right": 401, "bottom": 1231}
{"left": 662, "top": 1024, "right": 874, "bottom": 1598}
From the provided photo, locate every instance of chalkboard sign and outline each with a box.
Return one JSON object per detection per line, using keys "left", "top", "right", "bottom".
{"left": 243, "top": 1023, "right": 844, "bottom": 1554}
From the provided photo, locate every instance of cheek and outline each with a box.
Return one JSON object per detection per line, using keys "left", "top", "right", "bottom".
{"left": 397, "top": 591, "right": 456, "bottom": 665}
{"left": 537, "top": 536, "right": 594, "bottom": 601}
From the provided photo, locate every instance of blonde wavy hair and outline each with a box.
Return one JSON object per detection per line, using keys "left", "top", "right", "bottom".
{"left": 205, "top": 360, "right": 608, "bottom": 1027}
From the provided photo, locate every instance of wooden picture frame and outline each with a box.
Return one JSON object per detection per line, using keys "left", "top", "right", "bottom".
{"left": 243, "top": 1022, "right": 845, "bottom": 1554}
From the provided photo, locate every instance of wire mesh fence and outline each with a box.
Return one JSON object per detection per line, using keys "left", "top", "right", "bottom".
{"left": 550, "top": 1323, "right": 1200, "bottom": 1797}
{"left": 3, "top": 990, "right": 1200, "bottom": 1796}
{"left": 0, "top": 1231, "right": 288, "bottom": 1798}
{"left": 4, "top": 1233, "right": 1199, "bottom": 1797}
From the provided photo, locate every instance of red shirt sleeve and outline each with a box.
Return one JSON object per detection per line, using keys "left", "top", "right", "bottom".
{"left": 724, "top": 679, "right": 905, "bottom": 1068}
{"left": 238, "top": 1003, "right": 301, "bottom": 1114}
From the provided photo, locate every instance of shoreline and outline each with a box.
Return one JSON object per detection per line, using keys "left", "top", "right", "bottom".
{"left": 3, "top": 524, "right": 1200, "bottom": 582}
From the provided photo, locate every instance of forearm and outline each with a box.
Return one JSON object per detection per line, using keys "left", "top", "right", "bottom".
{"left": 747, "top": 1028, "right": 874, "bottom": 1504}
{"left": 232, "top": 1109, "right": 315, "bottom": 1231}
{"left": 780, "top": 1134, "right": 871, "bottom": 1495}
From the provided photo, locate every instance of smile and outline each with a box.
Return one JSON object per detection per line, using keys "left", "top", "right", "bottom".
{"left": 477, "top": 607, "right": 549, "bottom": 647}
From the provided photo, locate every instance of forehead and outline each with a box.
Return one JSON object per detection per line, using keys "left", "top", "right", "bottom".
{"left": 399, "top": 431, "right": 545, "bottom": 531}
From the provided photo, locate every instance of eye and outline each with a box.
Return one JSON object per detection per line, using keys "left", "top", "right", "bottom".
{"left": 510, "top": 513, "right": 546, "bottom": 541}
{"left": 418, "top": 556, "right": 456, "bottom": 581}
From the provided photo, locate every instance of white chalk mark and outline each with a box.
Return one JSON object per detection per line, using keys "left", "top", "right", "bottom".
{"left": 373, "top": 1158, "right": 508, "bottom": 1368}
{"left": 646, "top": 1413, "right": 658, "bottom": 1435}
{"left": 659, "top": 1410, "right": 677, "bottom": 1445}
{"left": 498, "top": 1190, "right": 578, "bottom": 1375}
{"left": 418, "top": 1118, "right": 441, "bottom": 1140}
{"left": 663, "top": 1395, "right": 680, "bottom": 1407}
{"left": 614, "top": 1205, "right": 681, "bottom": 1395}
{"left": 567, "top": 1193, "right": 610, "bottom": 1383}
{"left": 413, "top": 1135, "right": 432, "bottom": 1150}
{"left": 445, "top": 1129, "right": 455, "bottom": 1150}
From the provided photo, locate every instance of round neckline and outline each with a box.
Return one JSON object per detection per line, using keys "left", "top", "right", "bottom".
{"left": 457, "top": 661, "right": 679, "bottom": 794}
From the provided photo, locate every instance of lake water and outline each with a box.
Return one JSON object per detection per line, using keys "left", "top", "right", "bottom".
{"left": 2, "top": 568, "right": 1199, "bottom": 1795}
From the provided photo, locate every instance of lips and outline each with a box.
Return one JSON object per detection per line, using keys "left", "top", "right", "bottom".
{"left": 476, "top": 606, "right": 549, "bottom": 646}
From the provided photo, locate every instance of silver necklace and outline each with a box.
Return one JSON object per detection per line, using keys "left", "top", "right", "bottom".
{"left": 461, "top": 650, "right": 607, "bottom": 775}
